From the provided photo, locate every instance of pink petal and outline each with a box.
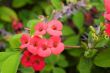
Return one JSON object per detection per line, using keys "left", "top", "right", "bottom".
{"left": 38, "top": 48, "right": 51, "bottom": 57}
{"left": 104, "top": 13, "right": 110, "bottom": 20}
{"left": 20, "top": 34, "right": 30, "bottom": 44}
{"left": 35, "top": 30, "right": 46, "bottom": 36}
{"left": 104, "top": 0, "right": 110, "bottom": 13}
{"left": 51, "top": 43, "right": 64, "bottom": 55}
{"left": 47, "top": 19, "right": 63, "bottom": 30}
{"left": 27, "top": 45, "right": 38, "bottom": 55}
{"left": 47, "top": 28, "right": 62, "bottom": 36}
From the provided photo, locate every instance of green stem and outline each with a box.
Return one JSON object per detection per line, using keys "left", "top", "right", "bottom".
{"left": 65, "top": 45, "right": 81, "bottom": 49}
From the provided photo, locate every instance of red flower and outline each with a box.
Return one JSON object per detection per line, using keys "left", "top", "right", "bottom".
{"left": 35, "top": 22, "right": 47, "bottom": 36}
{"left": 20, "top": 34, "right": 30, "bottom": 50}
{"left": 38, "top": 39, "right": 51, "bottom": 57}
{"left": 105, "top": 24, "right": 110, "bottom": 36}
{"left": 49, "top": 36, "right": 64, "bottom": 55}
{"left": 47, "top": 19, "right": 63, "bottom": 36}
{"left": 21, "top": 50, "right": 32, "bottom": 67}
{"left": 30, "top": 55, "right": 45, "bottom": 71}
{"left": 27, "top": 36, "right": 40, "bottom": 55}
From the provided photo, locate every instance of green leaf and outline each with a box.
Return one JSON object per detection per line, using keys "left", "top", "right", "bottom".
{"left": 27, "top": 19, "right": 41, "bottom": 35}
{"left": 44, "top": 5, "right": 53, "bottom": 15}
{"left": 94, "top": 48, "right": 110, "bottom": 67}
{"left": 51, "top": 0, "right": 62, "bottom": 10}
{"left": 53, "top": 67, "right": 66, "bottom": 73}
{"left": 45, "top": 55, "right": 58, "bottom": 64}
{"left": 9, "top": 34, "right": 22, "bottom": 49}
{"left": 95, "top": 38, "right": 109, "bottom": 48}
{"left": 62, "top": 25, "right": 75, "bottom": 36}
{"left": 1, "top": 52, "right": 21, "bottom": 73}
{"left": 77, "top": 57, "right": 93, "bottom": 73}
{"left": 84, "top": 49, "right": 97, "bottom": 58}
{"left": 12, "top": 0, "right": 32, "bottom": 8}
{"left": 0, "top": 52, "right": 15, "bottom": 72}
{"left": 64, "top": 36, "right": 79, "bottom": 46}
{"left": 66, "top": 0, "right": 77, "bottom": 4}
{"left": 0, "top": 22, "right": 4, "bottom": 29}
{"left": 0, "top": 52, "right": 15, "bottom": 62}
{"left": 20, "top": 67, "right": 34, "bottom": 73}
{"left": 18, "top": 10, "right": 31, "bottom": 26}
{"left": 40, "top": 64, "right": 53, "bottom": 73}
{"left": 67, "top": 48, "right": 83, "bottom": 57}
{"left": 0, "top": 6, "right": 18, "bottom": 22}
{"left": 56, "top": 55, "right": 69, "bottom": 68}
{"left": 72, "top": 11, "right": 84, "bottom": 29}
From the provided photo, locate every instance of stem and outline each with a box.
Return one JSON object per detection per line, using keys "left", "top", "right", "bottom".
{"left": 65, "top": 45, "right": 81, "bottom": 49}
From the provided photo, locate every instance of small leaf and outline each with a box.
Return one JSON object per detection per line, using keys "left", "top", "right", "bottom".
{"left": 67, "top": 48, "right": 83, "bottom": 57}
{"left": 12, "top": 0, "right": 32, "bottom": 8}
{"left": 53, "top": 67, "right": 66, "bottom": 73}
{"left": 0, "top": 6, "right": 18, "bottom": 22}
{"left": 64, "top": 36, "right": 79, "bottom": 46}
{"left": 95, "top": 38, "right": 109, "bottom": 48}
{"left": 77, "top": 57, "right": 93, "bottom": 73}
{"left": 72, "top": 11, "right": 84, "bottom": 29}
{"left": 56, "top": 55, "right": 69, "bottom": 68}
{"left": 51, "top": 0, "right": 62, "bottom": 10}
{"left": 45, "top": 55, "right": 58, "bottom": 64}
{"left": 20, "top": 67, "right": 34, "bottom": 73}
{"left": 62, "top": 25, "right": 75, "bottom": 36}
{"left": 40, "top": 64, "right": 53, "bottom": 73}
{"left": 9, "top": 34, "right": 22, "bottom": 49}
{"left": 94, "top": 48, "right": 110, "bottom": 67}
{"left": 1, "top": 52, "right": 21, "bottom": 73}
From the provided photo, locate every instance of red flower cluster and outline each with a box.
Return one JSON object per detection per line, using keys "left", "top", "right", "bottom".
{"left": 20, "top": 19, "right": 64, "bottom": 71}
{"left": 12, "top": 20, "right": 23, "bottom": 33}
{"left": 104, "top": 0, "right": 110, "bottom": 36}
{"left": 21, "top": 50, "right": 45, "bottom": 71}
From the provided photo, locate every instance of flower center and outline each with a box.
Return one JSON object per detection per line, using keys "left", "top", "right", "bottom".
{"left": 24, "top": 40, "right": 28, "bottom": 44}
{"left": 36, "top": 59, "right": 40, "bottom": 64}
{"left": 52, "top": 25, "right": 57, "bottom": 30}
{"left": 42, "top": 44, "right": 48, "bottom": 50}
{"left": 33, "top": 43, "right": 38, "bottom": 47}
{"left": 53, "top": 42, "right": 58, "bottom": 48}
{"left": 27, "top": 56, "right": 30, "bottom": 61}
{"left": 39, "top": 27, "right": 43, "bottom": 31}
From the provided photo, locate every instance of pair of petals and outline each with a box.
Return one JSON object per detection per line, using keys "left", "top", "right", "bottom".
{"left": 35, "top": 19, "right": 63, "bottom": 36}
{"left": 38, "top": 36, "right": 64, "bottom": 57}
{"left": 21, "top": 50, "right": 45, "bottom": 71}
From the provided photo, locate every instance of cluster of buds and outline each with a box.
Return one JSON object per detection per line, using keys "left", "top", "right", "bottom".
{"left": 20, "top": 19, "right": 64, "bottom": 71}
